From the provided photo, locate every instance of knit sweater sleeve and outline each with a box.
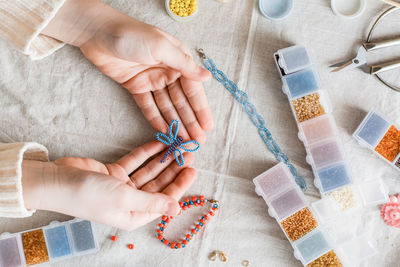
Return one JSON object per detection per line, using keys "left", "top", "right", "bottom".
{"left": 0, "top": 142, "right": 49, "bottom": 217}
{"left": 0, "top": 0, "right": 67, "bottom": 60}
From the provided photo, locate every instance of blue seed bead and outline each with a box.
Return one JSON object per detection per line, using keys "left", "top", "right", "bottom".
{"left": 161, "top": 220, "right": 166, "bottom": 224}
{"left": 182, "top": 244, "right": 186, "bottom": 248}
{"left": 189, "top": 201, "right": 194, "bottom": 205}
{"left": 160, "top": 227, "right": 164, "bottom": 231}
{"left": 168, "top": 243, "right": 171, "bottom": 247}
{"left": 186, "top": 238, "right": 190, "bottom": 242}
{"left": 184, "top": 202, "right": 188, "bottom": 206}
{"left": 197, "top": 199, "right": 201, "bottom": 204}
{"left": 195, "top": 228, "right": 199, "bottom": 231}
{"left": 213, "top": 204, "right": 218, "bottom": 208}
{"left": 160, "top": 238, "right": 165, "bottom": 242}
{"left": 199, "top": 222, "right": 204, "bottom": 226}
{"left": 175, "top": 245, "right": 178, "bottom": 249}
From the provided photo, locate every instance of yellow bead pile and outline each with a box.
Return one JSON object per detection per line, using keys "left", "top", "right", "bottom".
{"left": 169, "top": 0, "right": 198, "bottom": 17}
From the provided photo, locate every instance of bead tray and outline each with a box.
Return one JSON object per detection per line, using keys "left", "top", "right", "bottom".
{"left": 273, "top": 45, "right": 389, "bottom": 211}
{"left": 0, "top": 218, "right": 99, "bottom": 266}
{"left": 254, "top": 163, "right": 378, "bottom": 267}
{"left": 353, "top": 109, "right": 400, "bottom": 172}
{"left": 253, "top": 163, "right": 345, "bottom": 266}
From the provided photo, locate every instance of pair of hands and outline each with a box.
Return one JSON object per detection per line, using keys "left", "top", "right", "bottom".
{"left": 21, "top": 0, "right": 214, "bottom": 230}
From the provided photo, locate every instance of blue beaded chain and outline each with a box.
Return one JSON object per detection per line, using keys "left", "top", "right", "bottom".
{"left": 197, "top": 49, "right": 306, "bottom": 190}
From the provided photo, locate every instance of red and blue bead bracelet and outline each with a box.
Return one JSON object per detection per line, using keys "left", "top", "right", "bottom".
{"left": 157, "top": 196, "right": 219, "bottom": 249}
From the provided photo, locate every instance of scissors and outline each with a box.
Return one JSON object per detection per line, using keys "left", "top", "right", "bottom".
{"left": 330, "top": 37, "right": 400, "bottom": 74}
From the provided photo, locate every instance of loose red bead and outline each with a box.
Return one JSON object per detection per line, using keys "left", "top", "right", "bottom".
{"left": 170, "top": 216, "right": 174, "bottom": 219}
{"left": 111, "top": 236, "right": 117, "bottom": 242}
{"left": 128, "top": 244, "right": 134, "bottom": 250}
{"left": 162, "top": 215, "right": 167, "bottom": 221}
{"left": 209, "top": 211, "right": 215, "bottom": 216}
{"left": 177, "top": 243, "right": 182, "bottom": 248}
{"left": 158, "top": 235, "right": 163, "bottom": 240}
{"left": 182, "top": 240, "right": 188, "bottom": 245}
{"left": 165, "top": 217, "right": 170, "bottom": 223}
{"left": 164, "top": 239, "right": 169, "bottom": 245}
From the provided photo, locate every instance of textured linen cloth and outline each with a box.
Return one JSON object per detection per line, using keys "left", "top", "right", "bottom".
{"left": 0, "top": 0, "right": 400, "bottom": 266}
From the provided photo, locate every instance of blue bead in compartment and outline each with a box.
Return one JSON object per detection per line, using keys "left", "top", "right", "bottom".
{"left": 0, "top": 236, "right": 22, "bottom": 267}
{"left": 294, "top": 230, "right": 330, "bottom": 263}
{"left": 317, "top": 163, "right": 351, "bottom": 193}
{"left": 356, "top": 112, "right": 390, "bottom": 148}
{"left": 283, "top": 69, "right": 319, "bottom": 99}
{"left": 45, "top": 225, "right": 72, "bottom": 259}
{"left": 70, "top": 221, "right": 96, "bottom": 252}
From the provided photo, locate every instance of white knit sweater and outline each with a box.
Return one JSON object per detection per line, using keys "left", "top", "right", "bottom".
{"left": 0, "top": 0, "right": 66, "bottom": 60}
{"left": 0, "top": 1, "right": 65, "bottom": 217}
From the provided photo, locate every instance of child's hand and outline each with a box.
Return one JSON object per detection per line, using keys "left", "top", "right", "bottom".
{"left": 41, "top": 0, "right": 214, "bottom": 144}
{"left": 22, "top": 142, "right": 196, "bottom": 230}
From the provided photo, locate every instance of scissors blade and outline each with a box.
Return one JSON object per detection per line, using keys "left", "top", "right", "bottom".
{"left": 330, "top": 46, "right": 367, "bottom": 73}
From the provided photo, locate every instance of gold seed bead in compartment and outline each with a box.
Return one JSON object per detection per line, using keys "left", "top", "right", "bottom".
{"left": 280, "top": 207, "right": 318, "bottom": 242}
{"left": 374, "top": 125, "right": 400, "bottom": 162}
{"left": 306, "top": 250, "right": 343, "bottom": 267}
{"left": 170, "top": 0, "right": 198, "bottom": 17}
{"left": 291, "top": 93, "right": 326, "bottom": 123}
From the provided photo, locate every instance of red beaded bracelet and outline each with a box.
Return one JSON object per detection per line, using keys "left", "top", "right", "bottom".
{"left": 157, "top": 196, "right": 219, "bottom": 249}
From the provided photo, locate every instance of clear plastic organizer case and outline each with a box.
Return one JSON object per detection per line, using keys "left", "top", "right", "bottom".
{"left": 0, "top": 218, "right": 99, "bottom": 266}
{"left": 353, "top": 109, "right": 400, "bottom": 172}
{"left": 253, "top": 163, "right": 378, "bottom": 267}
{"left": 275, "top": 45, "right": 313, "bottom": 76}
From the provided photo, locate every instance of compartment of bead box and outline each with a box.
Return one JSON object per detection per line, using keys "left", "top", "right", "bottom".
{"left": 289, "top": 91, "right": 331, "bottom": 124}
{"left": 313, "top": 162, "right": 353, "bottom": 194}
{"left": 306, "top": 138, "right": 345, "bottom": 170}
{"left": 281, "top": 68, "right": 321, "bottom": 99}
{"left": 298, "top": 114, "right": 338, "bottom": 146}
{"left": 0, "top": 219, "right": 99, "bottom": 266}
{"left": 275, "top": 45, "right": 312, "bottom": 76}
{"left": 353, "top": 109, "right": 400, "bottom": 172}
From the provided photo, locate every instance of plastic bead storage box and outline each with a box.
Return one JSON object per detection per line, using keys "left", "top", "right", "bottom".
{"left": 353, "top": 109, "right": 400, "bottom": 172}
{"left": 273, "top": 45, "right": 389, "bottom": 211}
{"left": 0, "top": 219, "right": 99, "bottom": 266}
{"left": 253, "top": 163, "right": 345, "bottom": 266}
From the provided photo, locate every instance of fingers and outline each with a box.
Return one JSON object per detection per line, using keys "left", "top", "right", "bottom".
{"left": 152, "top": 38, "right": 210, "bottom": 82}
{"left": 162, "top": 167, "right": 197, "bottom": 201}
{"left": 153, "top": 87, "right": 190, "bottom": 140}
{"left": 141, "top": 153, "right": 194, "bottom": 193}
{"left": 124, "top": 188, "right": 180, "bottom": 216}
{"left": 168, "top": 80, "right": 207, "bottom": 144}
{"left": 133, "top": 92, "right": 170, "bottom": 134}
{"left": 122, "top": 67, "right": 181, "bottom": 94}
{"left": 115, "top": 141, "right": 165, "bottom": 175}
{"left": 179, "top": 77, "right": 214, "bottom": 131}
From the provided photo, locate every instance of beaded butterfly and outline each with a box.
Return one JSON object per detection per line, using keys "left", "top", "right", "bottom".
{"left": 156, "top": 119, "right": 200, "bottom": 166}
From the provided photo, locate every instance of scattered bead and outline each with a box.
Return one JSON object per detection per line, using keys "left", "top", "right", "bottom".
{"left": 242, "top": 260, "right": 250, "bottom": 266}
{"left": 110, "top": 235, "right": 117, "bottom": 242}
{"left": 128, "top": 244, "right": 134, "bottom": 250}
{"left": 209, "top": 251, "right": 218, "bottom": 261}
{"left": 218, "top": 251, "right": 228, "bottom": 262}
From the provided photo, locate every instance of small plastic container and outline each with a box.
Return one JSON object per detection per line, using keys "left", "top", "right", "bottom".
{"left": 289, "top": 91, "right": 331, "bottom": 124}
{"left": 306, "top": 138, "right": 345, "bottom": 170}
{"left": 275, "top": 45, "right": 312, "bottom": 75}
{"left": 165, "top": 0, "right": 199, "bottom": 21}
{"left": 293, "top": 229, "right": 332, "bottom": 264}
{"left": 282, "top": 68, "right": 320, "bottom": 99}
{"left": 313, "top": 162, "right": 352, "bottom": 194}
{"left": 330, "top": 0, "right": 367, "bottom": 19}
{"left": 259, "top": 0, "right": 294, "bottom": 21}
{"left": 353, "top": 109, "right": 400, "bottom": 172}
{"left": 298, "top": 114, "right": 338, "bottom": 146}
{"left": 0, "top": 219, "right": 99, "bottom": 266}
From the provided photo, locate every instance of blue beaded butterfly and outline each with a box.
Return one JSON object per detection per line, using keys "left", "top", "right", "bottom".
{"left": 156, "top": 120, "right": 200, "bottom": 166}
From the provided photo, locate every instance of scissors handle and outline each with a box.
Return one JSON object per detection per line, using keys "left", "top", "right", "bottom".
{"left": 363, "top": 37, "right": 400, "bottom": 51}
{"left": 371, "top": 58, "right": 400, "bottom": 75}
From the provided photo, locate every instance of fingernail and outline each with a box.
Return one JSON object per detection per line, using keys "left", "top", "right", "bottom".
{"left": 166, "top": 202, "right": 180, "bottom": 216}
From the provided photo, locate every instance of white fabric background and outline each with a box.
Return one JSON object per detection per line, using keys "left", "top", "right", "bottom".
{"left": 0, "top": 0, "right": 400, "bottom": 266}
